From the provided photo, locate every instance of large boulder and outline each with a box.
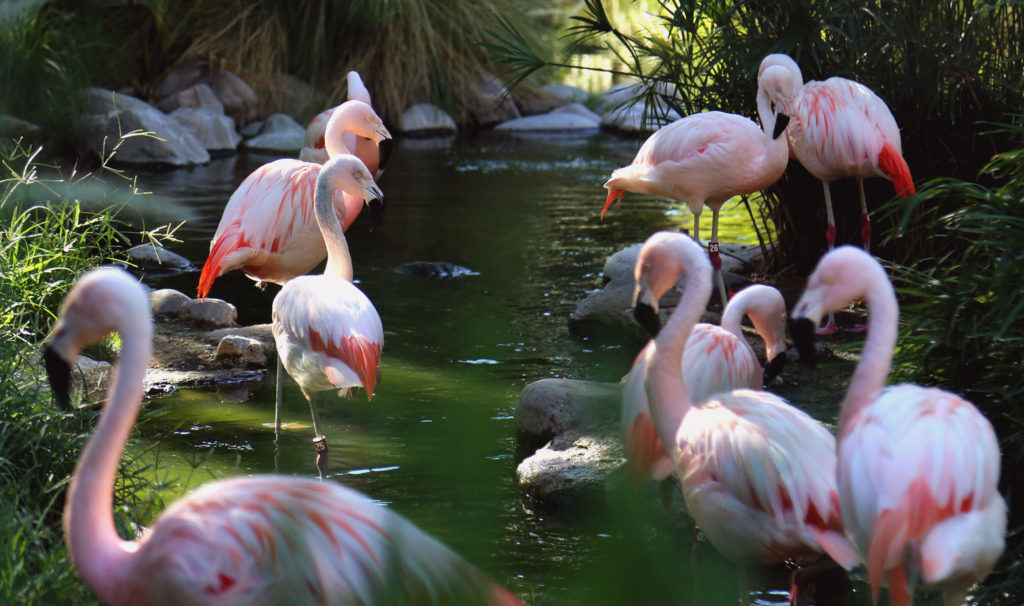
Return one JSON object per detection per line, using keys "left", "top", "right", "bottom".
{"left": 80, "top": 88, "right": 209, "bottom": 166}
{"left": 494, "top": 104, "right": 600, "bottom": 131}
{"left": 516, "top": 431, "right": 625, "bottom": 512}
{"left": 241, "top": 113, "right": 305, "bottom": 153}
{"left": 516, "top": 378, "right": 621, "bottom": 451}
{"left": 159, "top": 83, "right": 241, "bottom": 152}
{"left": 155, "top": 60, "right": 259, "bottom": 127}
{"left": 597, "top": 82, "right": 680, "bottom": 134}
{"left": 468, "top": 75, "right": 521, "bottom": 127}
{"left": 399, "top": 103, "right": 457, "bottom": 136}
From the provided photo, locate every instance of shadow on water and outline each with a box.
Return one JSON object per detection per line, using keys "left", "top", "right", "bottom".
{"left": 128, "top": 130, "right": 854, "bottom": 605}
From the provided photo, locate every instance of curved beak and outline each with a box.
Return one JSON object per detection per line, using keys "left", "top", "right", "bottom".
{"left": 43, "top": 344, "right": 73, "bottom": 410}
{"left": 773, "top": 113, "right": 791, "bottom": 139}
{"left": 364, "top": 183, "right": 384, "bottom": 232}
{"left": 601, "top": 188, "right": 625, "bottom": 219}
{"left": 633, "top": 302, "right": 661, "bottom": 338}
{"left": 763, "top": 353, "right": 788, "bottom": 386}
{"left": 377, "top": 138, "right": 394, "bottom": 172}
{"left": 788, "top": 317, "right": 818, "bottom": 368}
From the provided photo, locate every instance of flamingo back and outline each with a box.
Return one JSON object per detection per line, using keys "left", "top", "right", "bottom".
{"left": 682, "top": 323, "right": 761, "bottom": 404}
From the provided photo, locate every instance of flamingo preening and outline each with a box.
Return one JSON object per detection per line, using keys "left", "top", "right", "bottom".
{"left": 790, "top": 246, "right": 1005, "bottom": 606}
{"left": 43, "top": 267, "right": 521, "bottom": 606}
{"left": 621, "top": 283, "right": 789, "bottom": 481}
{"left": 602, "top": 63, "right": 794, "bottom": 305}
{"left": 759, "top": 53, "right": 915, "bottom": 333}
{"left": 632, "top": 231, "right": 851, "bottom": 601}
{"left": 271, "top": 155, "right": 385, "bottom": 477}
{"left": 197, "top": 99, "right": 391, "bottom": 300}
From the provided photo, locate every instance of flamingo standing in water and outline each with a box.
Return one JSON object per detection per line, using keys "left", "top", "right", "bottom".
{"left": 631, "top": 231, "right": 853, "bottom": 600}
{"left": 300, "top": 70, "right": 393, "bottom": 177}
{"left": 602, "top": 63, "right": 794, "bottom": 305}
{"left": 43, "top": 267, "right": 522, "bottom": 606}
{"left": 622, "top": 283, "right": 789, "bottom": 481}
{"left": 759, "top": 53, "right": 915, "bottom": 333}
{"left": 197, "top": 99, "right": 391, "bottom": 299}
{"left": 790, "top": 246, "right": 1006, "bottom": 606}
{"left": 271, "top": 155, "right": 385, "bottom": 476}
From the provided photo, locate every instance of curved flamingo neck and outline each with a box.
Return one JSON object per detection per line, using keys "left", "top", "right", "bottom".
{"left": 645, "top": 240, "right": 714, "bottom": 464}
{"left": 323, "top": 101, "right": 362, "bottom": 158}
{"left": 315, "top": 168, "right": 354, "bottom": 281}
{"left": 720, "top": 288, "right": 756, "bottom": 344}
{"left": 840, "top": 265, "right": 898, "bottom": 431}
{"left": 65, "top": 306, "right": 152, "bottom": 603}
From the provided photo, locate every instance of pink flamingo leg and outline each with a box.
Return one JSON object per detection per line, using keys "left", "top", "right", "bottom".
{"left": 817, "top": 183, "right": 839, "bottom": 335}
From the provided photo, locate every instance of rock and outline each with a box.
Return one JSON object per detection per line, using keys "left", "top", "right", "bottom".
{"left": 155, "top": 60, "right": 258, "bottom": 127}
{"left": 568, "top": 278, "right": 653, "bottom": 344}
{"left": 399, "top": 103, "right": 457, "bottom": 136}
{"left": 80, "top": 88, "right": 210, "bottom": 166}
{"left": 157, "top": 82, "right": 224, "bottom": 114}
{"left": 262, "top": 73, "right": 320, "bottom": 123}
{"left": 551, "top": 103, "right": 602, "bottom": 122}
{"left": 516, "top": 431, "right": 624, "bottom": 511}
{"left": 208, "top": 323, "right": 275, "bottom": 352}
{"left": 513, "top": 87, "right": 566, "bottom": 116}
{"left": 600, "top": 103, "right": 679, "bottom": 134}
{"left": 125, "top": 243, "right": 193, "bottom": 272}
{"left": 239, "top": 120, "right": 264, "bottom": 138}
{"left": 0, "top": 114, "right": 40, "bottom": 137}
{"left": 241, "top": 113, "right": 305, "bottom": 153}
{"left": 539, "top": 84, "right": 590, "bottom": 105}
{"left": 213, "top": 335, "right": 267, "bottom": 366}
{"left": 515, "top": 378, "right": 621, "bottom": 450}
{"left": 70, "top": 355, "right": 113, "bottom": 406}
{"left": 181, "top": 298, "right": 237, "bottom": 327}
{"left": 171, "top": 107, "right": 241, "bottom": 153}
{"left": 469, "top": 75, "right": 521, "bottom": 126}
{"left": 493, "top": 107, "right": 599, "bottom": 131}
{"left": 150, "top": 289, "right": 191, "bottom": 316}
{"left": 394, "top": 261, "right": 478, "bottom": 278}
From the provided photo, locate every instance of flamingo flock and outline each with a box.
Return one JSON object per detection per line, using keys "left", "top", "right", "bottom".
{"left": 41, "top": 50, "right": 1008, "bottom": 606}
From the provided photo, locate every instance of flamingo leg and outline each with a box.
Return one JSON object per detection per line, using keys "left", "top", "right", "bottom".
{"left": 275, "top": 356, "right": 284, "bottom": 434}
{"left": 691, "top": 207, "right": 702, "bottom": 244}
{"left": 304, "top": 390, "right": 329, "bottom": 477}
{"left": 708, "top": 207, "right": 728, "bottom": 305}
{"left": 818, "top": 182, "right": 839, "bottom": 335}
{"left": 858, "top": 177, "right": 871, "bottom": 251}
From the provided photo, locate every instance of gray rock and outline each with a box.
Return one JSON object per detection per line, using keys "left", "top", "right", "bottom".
{"left": 155, "top": 60, "right": 258, "bottom": 127}
{"left": 600, "top": 103, "right": 679, "bottom": 134}
{"left": 516, "top": 378, "right": 621, "bottom": 449}
{"left": 241, "top": 113, "right": 305, "bottom": 153}
{"left": 399, "top": 103, "right": 457, "bottom": 135}
{"left": 550, "top": 103, "right": 602, "bottom": 122}
{"left": 181, "top": 298, "right": 237, "bottom": 327}
{"left": 150, "top": 289, "right": 191, "bottom": 316}
{"left": 171, "top": 107, "right": 241, "bottom": 152}
{"left": 539, "top": 84, "right": 590, "bottom": 105}
{"left": 157, "top": 82, "right": 224, "bottom": 114}
{"left": 239, "top": 120, "right": 264, "bottom": 138}
{"left": 209, "top": 323, "right": 275, "bottom": 352}
{"left": 394, "top": 261, "right": 478, "bottom": 279}
{"left": 126, "top": 243, "right": 193, "bottom": 271}
{"left": 0, "top": 114, "right": 40, "bottom": 137}
{"left": 516, "top": 431, "right": 624, "bottom": 511}
{"left": 512, "top": 87, "right": 566, "bottom": 116}
{"left": 469, "top": 75, "right": 521, "bottom": 126}
{"left": 70, "top": 355, "right": 113, "bottom": 406}
{"left": 494, "top": 109, "right": 599, "bottom": 132}
{"left": 81, "top": 88, "right": 210, "bottom": 166}
{"left": 213, "top": 335, "right": 267, "bottom": 366}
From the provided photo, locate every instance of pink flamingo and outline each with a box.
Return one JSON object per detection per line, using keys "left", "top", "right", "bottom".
{"left": 197, "top": 99, "right": 391, "bottom": 299}
{"left": 790, "top": 246, "right": 1006, "bottom": 606}
{"left": 300, "top": 71, "right": 392, "bottom": 177}
{"left": 759, "top": 53, "right": 915, "bottom": 333}
{"left": 621, "top": 283, "right": 789, "bottom": 481}
{"left": 271, "top": 155, "right": 385, "bottom": 476}
{"left": 43, "top": 267, "right": 522, "bottom": 606}
{"left": 602, "top": 63, "right": 795, "bottom": 305}
{"left": 631, "top": 231, "right": 854, "bottom": 600}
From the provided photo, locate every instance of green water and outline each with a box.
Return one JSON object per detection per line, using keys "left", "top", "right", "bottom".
{"left": 131, "top": 130, "right": 807, "bottom": 605}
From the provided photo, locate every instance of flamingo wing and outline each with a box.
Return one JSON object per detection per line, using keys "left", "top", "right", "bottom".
{"left": 839, "top": 384, "right": 1005, "bottom": 603}
{"left": 682, "top": 323, "right": 761, "bottom": 404}
{"left": 272, "top": 274, "right": 383, "bottom": 400}
{"left": 132, "top": 477, "right": 519, "bottom": 605}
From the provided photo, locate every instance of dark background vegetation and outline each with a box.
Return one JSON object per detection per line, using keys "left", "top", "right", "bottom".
{"left": 2, "top": 0, "right": 1023, "bottom": 603}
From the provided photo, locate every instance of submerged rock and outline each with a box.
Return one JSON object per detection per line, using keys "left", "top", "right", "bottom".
{"left": 395, "top": 261, "right": 478, "bottom": 279}
{"left": 516, "top": 431, "right": 624, "bottom": 512}
{"left": 241, "top": 113, "right": 305, "bottom": 153}
{"left": 126, "top": 243, "right": 193, "bottom": 273}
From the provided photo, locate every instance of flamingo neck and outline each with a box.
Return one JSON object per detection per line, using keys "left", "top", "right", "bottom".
{"left": 720, "top": 289, "right": 753, "bottom": 346}
{"left": 315, "top": 172, "right": 354, "bottom": 281}
{"left": 645, "top": 243, "right": 714, "bottom": 465}
{"left": 64, "top": 313, "right": 152, "bottom": 603}
{"left": 840, "top": 269, "right": 898, "bottom": 431}
{"left": 756, "top": 87, "right": 790, "bottom": 162}
{"left": 323, "top": 102, "right": 359, "bottom": 158}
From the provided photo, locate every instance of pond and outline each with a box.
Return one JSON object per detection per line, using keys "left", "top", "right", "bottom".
{"left": 130, "top": 129, "right": 821, "bottom": 606}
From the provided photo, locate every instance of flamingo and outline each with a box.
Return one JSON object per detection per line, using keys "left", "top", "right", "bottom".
{"left": 622, "top": 283, "right": 789, "bottom": 481}
{"left": 197, "top": 99, "right": 391, "bottom": 300}
{"left": 300, "top": 71, "right": 393, "bottom": 177}
{"left": 759, "top": 53, "right": 915, "bottom": 334}
{"left": 631, "top": 230, "right": 854, "bottom": 601}
{"left": 43, "top": 267, "right": 522, "bottom": 606}
{"left": 790, "top": 246, "right": 1006, "bottom": 606}
{"left": 271, "top": 155, "right": 385, "bottom": 476}
{"left": 602, "top": 63, "right": 794, "bottom": 305}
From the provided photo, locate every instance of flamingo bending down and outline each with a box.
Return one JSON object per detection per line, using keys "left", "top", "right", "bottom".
{"left": 270, "top": 155, "right": 385, "bottom": 476}
{"left": 43, "top": 268, "right": 522, "bottom": 606}
{"left": 790, "top": 246, "right": 1005, "bottom": 606}
{"left": 622, "top": 283, "right": 789, "bottom": 481}
{"left": 759, "top": 53, "right": 915, "bottom": 333}
{"left": 197, "top": 99, "right": 391, "bottom": 299}
{"left": 602, "top": 64, "right": 794, "bottom": 305}
{"left": 300, "top": 71, "right": 393, "bottom": 177}
{"left": 631, "top": 231, "right": 855, "bottom": 600}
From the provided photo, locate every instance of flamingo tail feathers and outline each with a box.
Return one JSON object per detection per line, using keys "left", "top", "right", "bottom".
{"left": 877, "top": 143, "right": 915, "bottom": 197}
{"left": 808, "top": 527, "right": 860, "bottom": 570}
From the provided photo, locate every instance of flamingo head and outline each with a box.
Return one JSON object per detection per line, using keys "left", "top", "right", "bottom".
{"left": 324, "top": 100, "right": 392, "bottom": 158}
{"left": 742, "top": 285, "right": 789, "bottom": 384}
{"left": 632, "top": 231, "right": 702, "bottom": 336}
{"left": 793, "top": 246, "right": 880, "bottom": 326}
{"left": 324, "top": 155, "right": 385, "bottom": 231}
{"left": 758, "top": 64, "right": 797, "bottom": 135}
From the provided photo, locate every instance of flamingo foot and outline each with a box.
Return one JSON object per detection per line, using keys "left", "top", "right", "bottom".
{"left": 816, "top": 315, "right": 838, "bottom": 335}
{"left": 860, "top": 213, "right": 872, "bottom": 251}
{"left": 313, "top": 436, "right": 328, "bottom": 477}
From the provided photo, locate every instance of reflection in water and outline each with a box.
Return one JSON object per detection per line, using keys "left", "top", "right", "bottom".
{"left": 126, "top": 131, "right": 814, "bottom": 605}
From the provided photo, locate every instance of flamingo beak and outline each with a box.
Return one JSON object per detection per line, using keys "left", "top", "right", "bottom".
{"left": 788, "top": 317, "right": 818, "bottom": 368}
{"left": 633, "top": 302, "right": 661, "bottom": 338}
{"left": 763, "top": 353, "right": 788, "bottom": 386}
{"left": 377, "top": 137, "right": 394, "bottom": 172}
{"left": 601, "top": 189, "right": 625, "bottom": 219}
{"left": 365, "top": 184, "right": 384, "bottom": 232}
{"left": 43, "top": 344, "right": 73, "bottom": 410}
{"left": 773, "top": 113, "right": 791, "bottom": 139}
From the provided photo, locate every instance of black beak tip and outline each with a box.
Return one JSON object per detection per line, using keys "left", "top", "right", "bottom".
{"left": 773, "top": 113, "right": 791, "bottom": 139}
{"left": 633, "top": 302, "right": 661, "bottom": 338}
{"left": 763, "top": 353, "right": 788, "bottom": 387}
{"left": 43, "top": 345, "right": 73, "bottom": 410}
{"left": 788, "top": 317, "right": 818, "bottom": 368}
{"left": 367, "top": 197, "right": 384, "bottom": 233}
{"left": 377, "top": 139, "right": 394, "bottom": 172}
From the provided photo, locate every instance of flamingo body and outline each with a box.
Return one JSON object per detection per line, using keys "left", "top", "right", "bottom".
{"left": 45, "top": 268, "right": 520, "bottom": 606}
{"left": 791, "top": 246, "right": 1006, "bottom": 605}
